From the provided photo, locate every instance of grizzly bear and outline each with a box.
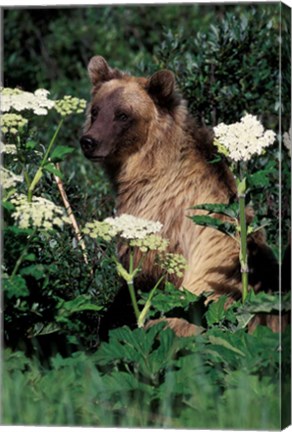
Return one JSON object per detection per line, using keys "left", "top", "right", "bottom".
{"left": 80, "top": 56, "right": 278, "bottom": 336}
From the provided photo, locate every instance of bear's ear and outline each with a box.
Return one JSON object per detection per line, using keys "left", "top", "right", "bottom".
{"left": 88, "top": 56, "right": 121, "bottom": 85}
{"left": 146, "top": 70, "right": 179, "bottom": 109}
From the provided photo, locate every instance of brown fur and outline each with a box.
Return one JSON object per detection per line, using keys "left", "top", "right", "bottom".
{"left": 81, "top": 56, "right": 278, "bottom": 333}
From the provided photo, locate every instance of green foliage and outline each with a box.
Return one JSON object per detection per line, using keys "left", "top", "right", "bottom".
{"left": 3, "top": 303, "right": 288, "bottom": 428}
{"left": 139, "top": 282, "right": 199, "bottom": 318}
{"left": 190, "top": 214, "right": 237, "bottom": 237}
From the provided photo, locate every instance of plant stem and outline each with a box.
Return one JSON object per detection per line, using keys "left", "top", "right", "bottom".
{"left": 27, "top": 119, "right": 64, "bottom": 202}
{"left": 127, "top": 279, "right": 141, "bottom": 321}
{"left": 41, "top": 119, "right": 64, "bottom": 168}
{"left": 127, "top": 247, "right": 140, "bottom": 321}
{"left": 53, "top": 162, "right": 89, "bottom": 266}
{"left": 238, "top": 186, "right": 248, "bottom": 302}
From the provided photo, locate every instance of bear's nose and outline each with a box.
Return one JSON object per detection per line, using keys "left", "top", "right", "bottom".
{"left": 80, "top": 136, "right": 97, "bottom": 154}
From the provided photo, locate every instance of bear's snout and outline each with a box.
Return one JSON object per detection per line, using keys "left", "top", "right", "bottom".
{"left": 80, "top": 135, "right": 100, "bottom": 158}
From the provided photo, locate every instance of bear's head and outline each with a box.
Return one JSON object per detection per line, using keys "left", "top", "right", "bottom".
{"left": 80, "top": 56, "right": 181, "bottom": 166}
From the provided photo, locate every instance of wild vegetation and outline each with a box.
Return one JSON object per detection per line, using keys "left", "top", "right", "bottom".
{"left": 2, "top": 3, "right": 291, "bottom": 428}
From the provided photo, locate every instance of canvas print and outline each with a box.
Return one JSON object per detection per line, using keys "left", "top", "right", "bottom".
{"left": 1, "top": 2, "right": 291, "bottom": 429}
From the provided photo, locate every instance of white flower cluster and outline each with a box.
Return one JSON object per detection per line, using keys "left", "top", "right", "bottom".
{"left": 11, "top": 194, "right": 70, "bottom": 230}
{"left": 83, "top": 220, "right": 119, "bottom": 241}
{"left": 105, "top": 214, "right": 163, "bottom": 240}
{"left": 130, "top": 234, "right": 169, "bottom": 252}
{"left": 83, "top": 214, "right": 163, "bottom": 241}
{"left": 1, "top": 113, "right": 28, "bottom": 135}
{"left": 214, "top": 114, "right": 276, "bottom": 162}
{"left": 1, "top": 167, "right": 23, "bottom": 189}
{"left": 0, "top": 142, "right": 17, "bottom": 155}
{"left": 1, "top": 87, "right": 55, "bottom": 115}
{"left": 283, "top": 126, "right": 291, "bottom": 157}
{"left": 157, "top": 252, "right": 187, "bottom": 278}
{"left": 54, "top": 96, "right": 87, "bottom": 117}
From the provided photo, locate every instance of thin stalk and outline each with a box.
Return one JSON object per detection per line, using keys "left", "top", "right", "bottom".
{"left": 28, "top": 119, "right": 64, "bottom": 202}
{"left": 127, "top": 279, "right": 141, "bottom": 321}
{"left": 239, "top": 192, "right": 248, "bottom": 302}
{"left": 53, "top": 162, "right": 89, "bottom": 266}
{"left": 40, "top": 118, "right": 64, "bottom": 168}
{"left": 127, "top": 247, "right": 140, "bottom": 321}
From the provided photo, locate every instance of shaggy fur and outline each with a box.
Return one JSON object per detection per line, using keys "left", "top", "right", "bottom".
{"left": 80, "top": 56, "right": 278, "bottom": 334}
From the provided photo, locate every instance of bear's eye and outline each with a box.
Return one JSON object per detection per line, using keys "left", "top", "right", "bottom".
{"left": 91, "top": 107, "right": 99, "bottom": 120}
{"left": 115, "top": 112, "right": 129, "bottom": 122}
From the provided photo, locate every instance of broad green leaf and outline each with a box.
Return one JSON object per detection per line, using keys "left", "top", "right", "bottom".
{"left": 102, "top": 371, "right": 152, "bottom": 395}
{"left": 3, "top": 201, "right": 16, "bottom": 212}
{"left": 58, "top": 295, "right": 102, "bottom": 315}
{"left": 190, "top": 202, "right": 239, "bottom": 219}
{"left": 3, "top": 275, "right": 29, "bottom": 299}
{"left": 20, "top": 264, "right": 45, "bottom": 280}
{"left": 44, "top": 162, "right": 63, "bottom": 178}
{"left": 138, "top": 282, "right": 199, "bottom": 317}
{"left": 23, "top": 253, "right": 36, "bottom": 262}
{"left": 190, "top": 215, "right": 237, "bottom": 237}
{"left": 25, "top": 140, "right": 37, "bottom": 150}
{"left": 247, "top": 161, "right": 276, "bottom": 190}
{"left": 205, "top": 295, "right": 227, "bottom": 326}
{"left": 236, "top": 312, "right": 254, "bottom": 329}
{"left": 50, "top": 145, "right": 74, "bottom": 162}
{"left": 208, "top": 335, "right": 245, "bottom": 357}
{"left": 239, "top": 291, "right": 290, "bottom": 314}
{"left": 4, "top": 226, "right": 34, "bottom": 236}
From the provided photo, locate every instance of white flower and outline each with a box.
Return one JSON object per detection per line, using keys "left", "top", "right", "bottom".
{"left": 130, "top": 234, "right": 169, "bottom": 252}
{"left": 10, "top": 194, "right": 70, "bottom": 230}
{"left": 105, "top": 214, "right": 163, "bottom": 239}
{"left": 283, "top": 126, "right": 291, "bottom": 157}
{"left": 214, "top": 114, "right": 276, "bottom": 162}
{"left": 83, "top": 220, "right": 119, "bottom": 241}
{"left": 54, "top": 95, "right": 87, "bottom": 117}
{"left": 1, "top": 87, "right": 55, "bottom": 115}
{"left": 83, "top": 214, "right": 163, "bottom": 241}
{"left": 0, "top": 142, "right": 17, "bottom": 155}
{"left": 1, "top": 113, "right": 28, "bottom": 134}
{"left": 157, "top": 252, "right": 187, "bottom": 278}
{"left": 1, "top": 167, "right": 23, "bottom": 189}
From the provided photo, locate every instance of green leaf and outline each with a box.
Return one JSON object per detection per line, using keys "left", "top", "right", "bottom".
{"left": 2, "top": 201, "right": 15, "bottom": 211}
{"left": 4, "top": 226, "right": 34, "bottom": 236}
{"left": 102, "top": 371, "right": 152, "bottom": 395}
{"left": 3, "top": 275, "right": 29, "bottom": 299}
{"left": 20, "top": 264, "right": 45, "bottom": 280}
{"left": 138, "top": 282, "right": 199, "bottom": 317}
{"left": 205, "top": 295, "right": 227, "bottom": 326}
{"left": 27, "top": 322, "right": 60, "bottom": 337}
{"left": 43, "top": 163, "right": 63, "bottom": 178}
{"left": 50, "top": 145, "right": 74, "bottom": 162}
{"left": 239, "top": 291, "right": 290, "bottom": 314}
{"left": 190, "top": 202, "right": 239, "bottom": 219}
{"left": 25, "top": 140, "right": 37, "bottom": 150}
{"left": 247, "top": 161, "right": 276, "bottom": 190}
{"left": 190, "top": 215, "right": 237, "bottom": 237}
{"left": 58, "top": 295, "right": 102, "bottom": 316}
{"left": 236, "top": 312, "right": 254, "bottom": 329}
{"left": 23, "top": 253, "right": 36, "bottom": 262}
{"left": 208, "top": 335, "right": 245, "bottom": 357}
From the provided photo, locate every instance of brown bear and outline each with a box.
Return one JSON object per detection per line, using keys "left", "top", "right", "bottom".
{"left": 80, "top": 56, "right": 278, "bottom": 335}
